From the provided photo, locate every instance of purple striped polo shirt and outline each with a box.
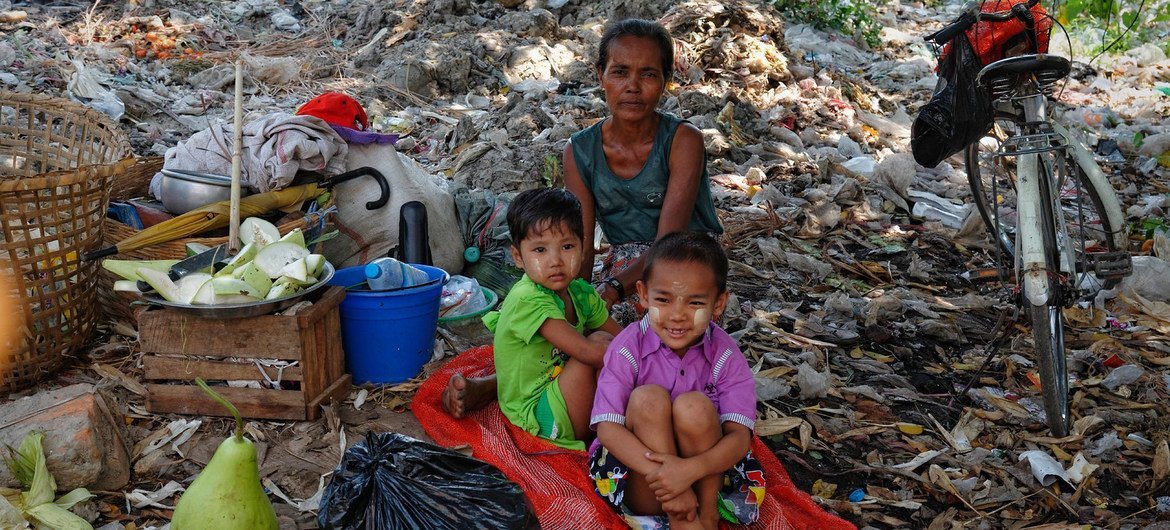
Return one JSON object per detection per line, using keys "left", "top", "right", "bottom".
{"left": 590, "top": 315, "right": 757, "bottom": 442}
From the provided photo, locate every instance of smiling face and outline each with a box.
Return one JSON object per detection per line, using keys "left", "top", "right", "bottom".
{"left": 511, "top": 220, "right": 584, "bottom": 294}
{"left": 597, "top": 35, "right": 667, "bottom": 122}
{"left": 637, "top": 259, "right": 728, "bottom": 356}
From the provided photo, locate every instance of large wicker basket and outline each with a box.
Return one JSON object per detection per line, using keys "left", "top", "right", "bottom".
{"left": 0, "top": 91, "right": 133, "bottom": 393}
{"left": 98, "top": 157, "right": 330, "bottom": 327}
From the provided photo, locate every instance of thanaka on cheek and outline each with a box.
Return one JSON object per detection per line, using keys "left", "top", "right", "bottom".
{"left": 693, "top": 308, "right": 710, "bottom": 328}
{"left": 648, "top": 306, "right": 661, "bottom": 327}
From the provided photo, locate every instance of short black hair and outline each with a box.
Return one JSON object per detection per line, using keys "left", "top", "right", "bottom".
{"left": 642, "top": 231, "right": 728, "bottom": 293}
{"left": 507, "top": 188, "right": 585, "bottom": 245}
{"left": 595, "top": 19, "right": 674, "bottom": 81}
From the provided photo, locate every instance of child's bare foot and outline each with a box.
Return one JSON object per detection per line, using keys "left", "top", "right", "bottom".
{"left": 440, "top": 373, "right": 496, "bottom": 418}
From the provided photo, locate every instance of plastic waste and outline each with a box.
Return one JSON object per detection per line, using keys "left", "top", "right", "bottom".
{"left": 1087, "top": 431, "right": 1123, "bottom": 457}
{"left": 848, "top": 489, "right": 865, "bottom": 502}
{"left": 795, "top": 362, "right": 829, "bottom": 399}
{"left": 909, "top": 190, "right": 971, "bottom": 229}
{"left": 317, "top": 432, "right": 538, "bottom": 530}
{"left": 365, "top": 257, "right": 430, "bottom": 290}
{"left": 1100, "top": 364, "right": 1144, "bottom": 390}
{"left": 1018, "top": 450, "right": 1071, "bottom": 487}
{"left": 440, "top": 275, "right": 489, "bottom": 318}
{"left": 67, "top": 59, "right": 125, "bottom": 120}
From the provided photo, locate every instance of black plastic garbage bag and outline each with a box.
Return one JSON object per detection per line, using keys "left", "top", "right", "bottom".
{"left": 912, "top": 32, "right": 994, "bottom": 168}
{"left": 317, "top": 432, "right": 539, "bottom": 530}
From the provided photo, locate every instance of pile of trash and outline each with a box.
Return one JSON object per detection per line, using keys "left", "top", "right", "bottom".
{"left": 4, "top": 0, "right": 1170, "bottom": 527}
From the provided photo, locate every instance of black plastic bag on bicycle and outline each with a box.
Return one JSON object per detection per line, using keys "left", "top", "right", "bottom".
{"left": 912, "top": 33, "right": 994, "bottom": 168}
{"left": 317, "top": 432, "right": 539, "bottom": 530}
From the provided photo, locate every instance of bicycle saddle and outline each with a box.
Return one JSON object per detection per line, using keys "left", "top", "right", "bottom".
{"left": 976, "top": 54, "right": 1071, "bottom": 92}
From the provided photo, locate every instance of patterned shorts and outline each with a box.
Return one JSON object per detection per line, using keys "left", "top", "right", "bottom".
{"left": 594, "top": 241, "right": 651, "bottom": 327}
{"left": 588, "top": 446, "right": 765, "bottom": 528}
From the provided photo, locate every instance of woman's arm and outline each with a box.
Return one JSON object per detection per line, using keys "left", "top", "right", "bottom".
{"left": 563, "top": 142, "right": 597, "bottom": 282}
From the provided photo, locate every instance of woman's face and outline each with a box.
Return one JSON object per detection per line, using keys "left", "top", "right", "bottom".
{"left": 598, "top": 35, "right": 666, "bottom": 123}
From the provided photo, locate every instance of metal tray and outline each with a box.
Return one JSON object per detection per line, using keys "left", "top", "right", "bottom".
{"left": 140, "top": 263, "right": 336, "bottom": 319}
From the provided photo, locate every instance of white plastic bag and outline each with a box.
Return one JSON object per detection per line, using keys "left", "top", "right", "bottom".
{"left": 440, "top": 276, "right": 488, "bottom": 318}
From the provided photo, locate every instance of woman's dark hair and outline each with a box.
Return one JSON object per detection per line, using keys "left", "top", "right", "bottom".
{"left": 642, "top": 231, "right": 728, "bottom": 293}
{"left": 507, "top": 188, "right": 585, "bottom": 245}
{"left": 595, "top": 18, "right": 674, "bottom": 80}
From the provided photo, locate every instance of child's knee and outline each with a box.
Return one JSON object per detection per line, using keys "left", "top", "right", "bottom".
{"left": 628, "top": 385, "right": 671, "bottom": 418}
{"left": 672, "top": 392, "right": 718, "bottom": 432}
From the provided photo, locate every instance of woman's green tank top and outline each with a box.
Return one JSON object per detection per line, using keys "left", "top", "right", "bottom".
{"left": 569, "top": 112, "right": 723, "bottom": 245}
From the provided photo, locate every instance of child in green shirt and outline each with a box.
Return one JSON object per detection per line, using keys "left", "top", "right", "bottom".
{"left": 478, "top": 188, "right": 624, "bottom": 450}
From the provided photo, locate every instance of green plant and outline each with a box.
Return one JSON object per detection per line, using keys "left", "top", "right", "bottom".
{"left": 541, "top": 154, "right": 561, "bottom": 187}
{"left": 1059, "top": 0, "right": 1170, "bottom": 56}
{"left": 773, "top": 0, "right": 883, "bottom": 48}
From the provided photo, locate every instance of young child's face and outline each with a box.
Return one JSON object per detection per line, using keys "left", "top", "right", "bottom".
{"left": 597, "top": 35, "right": 666, "bottom": 123}
{"left": 511, "top": 220, "right": 583, "bottom": 294}
{"left": 636, "top": 259, "right": 728, "bottom": 356}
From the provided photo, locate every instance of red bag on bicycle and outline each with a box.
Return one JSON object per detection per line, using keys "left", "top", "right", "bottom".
{"left": 965, "top": 0, "right": 1052, "bottom": 65}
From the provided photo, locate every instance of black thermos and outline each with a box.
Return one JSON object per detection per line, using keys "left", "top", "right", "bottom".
{"left": 397, "top": 201, "right": 433, "bottom": 265}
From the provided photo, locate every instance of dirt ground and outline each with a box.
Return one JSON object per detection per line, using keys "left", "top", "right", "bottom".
{"left": 4, "top": 0, "right": 1170, "bottom": 528}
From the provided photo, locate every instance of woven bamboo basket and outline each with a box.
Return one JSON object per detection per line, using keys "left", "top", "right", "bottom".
{"left": 98, "top": 157, "right": 332, "bottom": 327}
{"left": 0, "top": 91, "right": 133, "bottom": 393}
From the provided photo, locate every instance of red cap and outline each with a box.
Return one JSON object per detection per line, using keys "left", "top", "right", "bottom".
{"left": 296, "top": 92, "right": 369, "bottom": 131}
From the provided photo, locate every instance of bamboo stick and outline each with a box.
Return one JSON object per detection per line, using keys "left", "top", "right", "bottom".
{"left": 228, "top": 59, "right": 244, "bottom": 253}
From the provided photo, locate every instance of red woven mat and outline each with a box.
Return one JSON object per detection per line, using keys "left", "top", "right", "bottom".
{"left": 412, "top": 346, "right": 855, "bottom": 530}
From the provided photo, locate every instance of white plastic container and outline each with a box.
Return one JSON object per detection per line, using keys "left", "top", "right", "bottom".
{"left": 364, "top": 257, "right": 430, "bottom": 291}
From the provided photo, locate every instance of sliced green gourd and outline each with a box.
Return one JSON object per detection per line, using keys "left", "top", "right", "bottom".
{"left": 240, "top": 217, "right": 281, "bottom": 248}
{"left": 102, "top": 259, "right": 179, "bottom": 281}
{"left": 186, "top": 242, "right": 212, "bottom": 257}
{"left": 232, "top": 262, "right": 273, "bottom": 295}
{"left": 254, "top": 242, "right": 310, "bottom": 278}
{"left": 215, "top": 243, "right": 257, "bottom": 277}
{"left": 305, "top": 254, "right": 326, "bottom": 277}
{"left": 138, "top": 269, "right": 211, "bottom": 304}
{"left": 265, "top": 282, "right": 303, "bottom": 300}
{"left": 277, "top": 228, "right": 306, "bottom": 249}
{"left": 112, "top": 280, "right": 142, "bottom": 293}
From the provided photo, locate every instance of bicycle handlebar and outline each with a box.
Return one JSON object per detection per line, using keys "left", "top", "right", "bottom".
{"left": 923, "top": 0, "right": 1041, "bottom": 45}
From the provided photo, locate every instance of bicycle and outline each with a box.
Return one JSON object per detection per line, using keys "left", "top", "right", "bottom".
{"left": 922, "top": 0, "right": 1132, "bottom": 437}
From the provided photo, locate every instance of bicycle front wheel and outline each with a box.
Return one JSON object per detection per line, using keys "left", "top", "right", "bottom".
{"left": 965, "top": 123, "right": 1123, "bottom": 277}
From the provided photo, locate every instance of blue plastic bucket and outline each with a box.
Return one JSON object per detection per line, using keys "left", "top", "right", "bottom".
{"left": 327, "top": 264, "right": 448, "bottom": 384}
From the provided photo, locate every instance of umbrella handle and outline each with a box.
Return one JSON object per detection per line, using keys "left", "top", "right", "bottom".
{"left": 82, "top": 246, "right": 118, "bottom": 261}
{"left": 324, "top": 167, "right": 390, "bottom": 210}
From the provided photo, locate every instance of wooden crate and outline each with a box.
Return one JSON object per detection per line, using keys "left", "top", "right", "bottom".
{"left": 138, "top": 286, "right": 351, "bottom": 421}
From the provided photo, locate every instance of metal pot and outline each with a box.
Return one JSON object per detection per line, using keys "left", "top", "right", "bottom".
{"left": 158, "top": 168, "right": 254, "bottom": 214}
{"left": 141, "top": 263, "right": 336, "bottom": 318}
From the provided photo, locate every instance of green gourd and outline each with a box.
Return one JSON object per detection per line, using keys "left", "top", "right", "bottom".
{"left": 170, "top": 379, "right": 279, "bottom": 530}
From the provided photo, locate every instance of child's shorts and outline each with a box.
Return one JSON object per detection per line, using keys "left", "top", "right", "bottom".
{"left": 588, "top": 445, "right": 765, "bottom": 527}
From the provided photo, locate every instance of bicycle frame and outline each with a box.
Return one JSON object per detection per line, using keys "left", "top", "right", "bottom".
{"left": 1001, "top": 97, "right": 1127, "bottom": 308}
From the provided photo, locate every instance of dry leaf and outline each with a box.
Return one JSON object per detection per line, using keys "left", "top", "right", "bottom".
{"left": 755, "top": 416, "right": 803, "bottom": 437}
{"left": 897, "top": 422, "right": 924, "bottom": 435}
{"left": 1154, "top": 440, "right": 1170, "bottom": 480}
{"left": 92, "top": 363, "right": 148, "bottom": 396}
{"left": 799, "top": 420, "right": 812, "bottom": 452}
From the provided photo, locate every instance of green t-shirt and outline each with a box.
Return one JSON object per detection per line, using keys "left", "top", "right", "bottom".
{"left": 483, "top": 276, "right": 609, "bottom": 450}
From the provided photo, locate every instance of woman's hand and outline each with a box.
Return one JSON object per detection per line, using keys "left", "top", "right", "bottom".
{"left": 598, "top": 282, "right": 621, "bottom": 308}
